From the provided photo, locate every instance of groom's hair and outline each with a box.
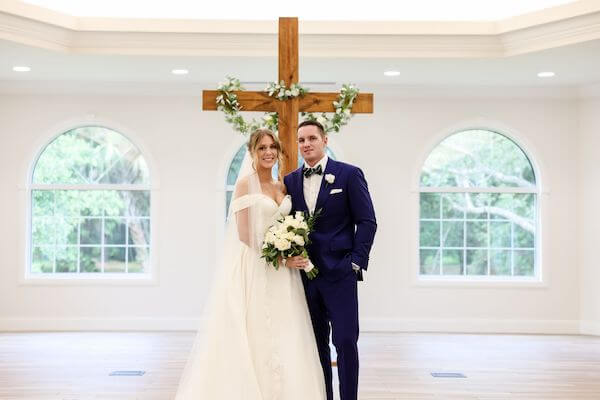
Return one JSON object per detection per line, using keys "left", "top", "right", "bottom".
{"left": 298, "top": 120, "right": 326, "bottom": 138}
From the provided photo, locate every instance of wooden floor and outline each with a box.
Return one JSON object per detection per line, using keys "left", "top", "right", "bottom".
{"left": 1, "top": 332, "right": 600, "bottom": 399}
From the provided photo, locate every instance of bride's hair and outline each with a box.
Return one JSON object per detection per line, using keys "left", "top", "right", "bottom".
{"left": 248, "top": 128, "right": 284, "bottom": 180}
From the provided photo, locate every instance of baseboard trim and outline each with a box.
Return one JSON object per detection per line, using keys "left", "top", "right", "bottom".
{"left": 0, "top": 317, "right": 584, "bottom": 334}
{"left": 0, "top": 318, "right": 202, "bottom": 332}
{"left": 580, "top": 320, "right": 600, "bottom": 336}
{"left": 360, "top": 318, "right": 581, "bottom": 334}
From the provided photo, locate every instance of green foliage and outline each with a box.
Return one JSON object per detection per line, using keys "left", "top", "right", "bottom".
{"left": 419, "top": 130, "right": 538, "bottom": 277}
{"left": 420, "top": 130, "right": 535, "bottom": 188}
{"left": 31, "top": 126, "right": 151, "bottom": 274}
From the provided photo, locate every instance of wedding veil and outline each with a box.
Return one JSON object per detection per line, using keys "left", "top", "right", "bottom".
{"left": 174, "top": 151, "right": 271, "bottom": 399}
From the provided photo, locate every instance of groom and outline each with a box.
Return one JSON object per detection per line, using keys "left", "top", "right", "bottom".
{"left": 284, "top": 120, "right": 377, "bottom": 400}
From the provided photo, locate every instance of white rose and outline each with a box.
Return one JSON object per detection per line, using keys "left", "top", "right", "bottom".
{"left": 299, "top": 222, "right": 308, "bottom": 230}
{"left": 275, "top": 239, "right": 291, "bottom": 251}
{"left": 291, "top": 88, "right": 299, "bottom": 97}
{"left": 295, "top": 211, "right": 305, "bottom": 221}
{"left": 293, "top": 235, "right": 305, "bottom": 246}
{"left": 325, "top": 174, "right": 335, "bottom": 184}
{"left": 285, "top": 232, "right": 296, "bottom": 241}
{"left": 265, "top": 232, "right": 276, "bottom": 244}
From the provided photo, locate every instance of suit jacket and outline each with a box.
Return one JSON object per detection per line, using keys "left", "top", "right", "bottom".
{"left": 284, "top": 158, "right": 377, "bottom": 281}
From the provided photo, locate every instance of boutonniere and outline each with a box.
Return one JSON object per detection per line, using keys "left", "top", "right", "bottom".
{"left": 325, "top": 174, "right": 335, "bottom": 185}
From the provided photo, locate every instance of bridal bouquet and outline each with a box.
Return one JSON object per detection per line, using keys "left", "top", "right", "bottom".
{"left": 261, "top": 210, "right": 321, "bottom": 279}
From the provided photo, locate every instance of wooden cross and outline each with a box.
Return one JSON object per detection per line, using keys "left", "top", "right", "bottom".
{"left": 202, "top": 17, "right": 374, "bottom": 175}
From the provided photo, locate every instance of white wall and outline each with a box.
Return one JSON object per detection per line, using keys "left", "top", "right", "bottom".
{"left": 579, "top": 92, "right": 600, "bottom": 336}
{"left": 0, "top": 86, "right": 583, "bottom": 333}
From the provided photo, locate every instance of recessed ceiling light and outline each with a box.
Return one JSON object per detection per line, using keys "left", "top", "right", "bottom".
{"left": 384, "top": 70, "right": 401, "bottom": 77}
{"left": 13, "top": 66, "right": 31, "bottom": 72}
{"left": 171, "top": 69, "right": 189, "bottom": 75}
{"left": 537, "top": 71, "right": 555, "bottom": 78}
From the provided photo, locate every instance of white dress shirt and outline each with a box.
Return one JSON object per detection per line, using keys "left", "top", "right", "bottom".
{"left": 303, "top": 155, "right": 328, "bottom": 215}
{"left": 302, "top": 155, "right": 361, "bottom": 272}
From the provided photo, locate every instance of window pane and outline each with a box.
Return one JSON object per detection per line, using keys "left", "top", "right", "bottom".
{"left": 420, "top": 249, "right": 440, "bottom": 275}
{"left": 80, "top": 218, "right": 101, "bottom": 244}
{"left": 490, "top": 250, "right": 511, "bottom": 275}
{"left": 513, "top": 193, "right": 536, "bottom": 219}
{"left": 442, "top": 193, "right": 465, "bottom": 219}
{"left": 490, "top": 221, "right": 511, "bottom": 248}
{"left": 442, "top": 249, "right": 464, "bottom": 275}
{"left": 420, "top": 193, "right": 440, "bottom": 219}
{"left": 514, "top": 250, "right": 535, "bottom": 276}
{"left": 420, "top": 130, "right": 536, "bottom": 188}
{"left": 128, "top": 219, "right": 150, "bottom": 246}
{"left": 466, "top": 249, "right": 487, "bottom": 275}
{"left": 514, "top": 224, "right": 535, "bottom": 248}
{"left": 442, "top": 221, "right": 463, "bottom": 247}
{"left": 56, "top": 217, "right": 78, "bottom": 245}
{"left": 420, "top": 221, "right": 440, "bottom": 247}
{"left": 105, "top": 218, "right": 126, "bottom": 245}
{"left": 104, "top": 247, "right": 126, "bottom": 273}
{"left": 32, "top": 190, "right": 54, "bottom": 216}
{"left": 33, "top": 126, "right": 149, "bottom": 185}
{"left": 466, "top": 192, "right": 489, "bottom": 219}
{"left": 128, "top": 247, "right": 150, "bottom": 273}
{"left": 227, "top": 146, "right": 247, "bottom": 186}
{"left": 32, "top": 217, "right": 55, "bottom": 245}
{"left": 32, "top": 247, "right": 53, "bottom": 273}
{"left": 76, "top": 191, "right": 104, "bottom": 217}
{"left": 466, "top": 221, "right": 487, "bottom": 247}
{"left": 56, "top": 246, "right": 77, "bottom": 273}
{"left": 80, "top": 247, "right": 101, "bottom": 272}
{"left": 489, "top": 193, "right": 512, "bottom": 220}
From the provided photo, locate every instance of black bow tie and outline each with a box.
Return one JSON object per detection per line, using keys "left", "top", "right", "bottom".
{"left": 303, "top": 165, "right": 323, "bottom": 178}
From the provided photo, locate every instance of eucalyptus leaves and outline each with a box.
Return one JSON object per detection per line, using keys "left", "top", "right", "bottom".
{"left": 215, "top": 76, "right": 359, "bottom": 135}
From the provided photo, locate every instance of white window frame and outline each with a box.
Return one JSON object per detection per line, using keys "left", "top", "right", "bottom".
{"left": 19, "top": 120, "right": 159, "bottom": 286}
{"left": 411, "top": 123, "right": 546, "bottom": 288}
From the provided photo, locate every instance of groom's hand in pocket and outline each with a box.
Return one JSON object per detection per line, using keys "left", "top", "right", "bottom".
{"left": 285, "top": 256, "right": 309, "bottom": 269}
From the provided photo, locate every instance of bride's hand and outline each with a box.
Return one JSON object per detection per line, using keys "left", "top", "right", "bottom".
{"left": 285, "top": 255, "right": 309, "bottom": 269}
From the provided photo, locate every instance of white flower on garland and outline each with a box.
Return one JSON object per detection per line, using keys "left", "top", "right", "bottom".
{"left": 216, "top": 76, "right": 360, "bottom": 136}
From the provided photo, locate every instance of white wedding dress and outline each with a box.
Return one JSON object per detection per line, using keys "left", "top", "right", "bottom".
{"left": 175, "top": 172, "right": 326, "bottom": 400}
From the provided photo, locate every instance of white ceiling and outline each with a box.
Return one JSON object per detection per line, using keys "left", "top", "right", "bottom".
{"left": 1, "top": 0, "right": 599, "bottom": 94}
{"left": 21, "top": 0, "right": 578, "bottom": 21}
{"left": 2, "top": 38, "right": 600, "bottom": 89}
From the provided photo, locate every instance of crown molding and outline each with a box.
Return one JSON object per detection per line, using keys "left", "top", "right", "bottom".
{"left": 1, "top": 1, "right": 600, "bottom": 58}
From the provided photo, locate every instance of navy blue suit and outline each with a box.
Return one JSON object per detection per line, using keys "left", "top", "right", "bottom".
{"left": 284, "top": 158, "right": 377, "bottom": 400}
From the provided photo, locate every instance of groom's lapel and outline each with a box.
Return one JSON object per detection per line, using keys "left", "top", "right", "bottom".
{"left": 315, "top": 158, "right": 340, "bottom": 212}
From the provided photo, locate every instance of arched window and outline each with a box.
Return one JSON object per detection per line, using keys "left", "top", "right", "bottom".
{"left": 419, "top": 129, "right": 538, "bottom": 278}
{"left": 30, "top": 126, "right": 151, "bottom": 275}
{"left": 225, "top": 146, "right": 337, "bottom": 217}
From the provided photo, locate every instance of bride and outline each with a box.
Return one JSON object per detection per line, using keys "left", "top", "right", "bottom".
{"left": 175, "top": 129, "right": 326, "bottom": 399}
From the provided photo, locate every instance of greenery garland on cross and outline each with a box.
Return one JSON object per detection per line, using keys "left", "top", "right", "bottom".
{"left": 201, "top": 17, "right": 373, "bottom": 175}
{"left": 216, "top": 77, "right": 361, "bottom": 135}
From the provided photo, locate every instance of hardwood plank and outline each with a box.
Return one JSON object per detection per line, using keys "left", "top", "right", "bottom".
{"left": 2, "top": 332, "right": 600, "bottom": 399}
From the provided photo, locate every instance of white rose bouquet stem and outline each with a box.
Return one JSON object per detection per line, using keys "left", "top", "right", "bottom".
{"left": 261, "top": 210, "right": 321, "bottom": 279}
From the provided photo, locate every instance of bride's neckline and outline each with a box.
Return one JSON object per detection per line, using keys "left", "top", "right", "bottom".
{"left": 261, "top": 193, "right": 289, "bottom": 208}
